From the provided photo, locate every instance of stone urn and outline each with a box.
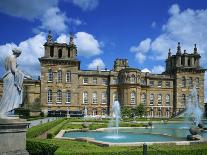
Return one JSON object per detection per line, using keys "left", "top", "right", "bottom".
{"left": 189, "top": 127, "right": 200, "bottom": 135}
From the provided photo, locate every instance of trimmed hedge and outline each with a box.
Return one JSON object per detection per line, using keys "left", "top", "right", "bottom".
{"left": 27, "top": 118, "right": 65, "bottom": 138}
{"left": 26, "top": 139, "right": 58, "bottom": 155}
{"left": 47, "top": 119, "right": 68, "bottom": 139}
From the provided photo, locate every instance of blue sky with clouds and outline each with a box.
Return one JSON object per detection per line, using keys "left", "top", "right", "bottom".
{"left": 0, "top": 0, "right": 206, "bottom": 101}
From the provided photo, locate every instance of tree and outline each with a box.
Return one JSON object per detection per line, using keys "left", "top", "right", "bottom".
{"left": 121, "top": 106, "right": 133, "bottom": 118}
{"left": 134, "top": 104, "right": 146, "bottom": 118}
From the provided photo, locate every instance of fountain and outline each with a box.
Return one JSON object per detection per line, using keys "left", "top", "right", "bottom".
{"left": 185, "top": 86, "right": 203, "bottom": 126}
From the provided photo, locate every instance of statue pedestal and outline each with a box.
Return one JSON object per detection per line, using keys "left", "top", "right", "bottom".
{"left": 0, "top": 118, "right": 30, "bottom": 155}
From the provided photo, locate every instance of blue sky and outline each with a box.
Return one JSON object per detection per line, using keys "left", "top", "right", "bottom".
{"left": 0, "top": 0, "right": 206, "bottom": 101}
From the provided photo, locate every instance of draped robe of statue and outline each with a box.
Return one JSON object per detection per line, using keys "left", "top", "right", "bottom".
{"left": 0, "top": 54, "right": 25, "bottom": 117}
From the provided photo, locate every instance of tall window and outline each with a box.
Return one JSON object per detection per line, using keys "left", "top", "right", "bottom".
{"left": 83, "top": 92, "right": 88, "bottom": 104}
{"left": 93, "top": 77, "right": 97, "bottom": 84}
{"left": 130, "top": 92, "right": 136, "bottom": 104}
{"left": 150, "top": 94, "right": 154, "bottom": 105}
{"left": 57, "top": 70, "right": 62, "bottom": 82}
{"left": 195, "top": 77, "right": 199, "bottom": 88}
{"left": 158, "top": 107, "right": 162, "bottom": 117}
{"left": 130, "top": 74, "right": 136, "bottom": 84}
{"left": 58, "top": 49, "right": 62, "bottom": 58}
{"left": 166, "top": 94, "right": 170, "bottom": 105}
{"left": 102, "top": 78, "right": 107, "bottom": 85}
{"left": 141, "top": 78, "right": 146, "bottom": 85}
{"left": 113, "top": 92, "right": 118, "bottom": 103}
{"left": 113, "top": 78, "right": 117, "bottom": 84}
{"left": 92, "top": 108, "right": 98, "bottom": 116}
{"left": 182, "top": 94, "right": 186, "bottom": 107}
{"left": 141, "top": 93, "right": 146, "bottom": 105}
{"left": 166, "top": 81, "right": 170, "bottom": 87}
{"left": 83, "top": 77, "right": 88, "bottom": 84}
{"left": 47, "top": 89, "right": 52, "bottom": 103}
{"left": 189, "top": 77, "right": 193, "bottom": 88}
{"left": 101, "top": 108, "right": 107, "bottom": 116}
{"left": 92, "top": 92, "right": 97, "bottom": 104}
{"left": 50, "top": 46, "right": 54, "bottom": 57}
{"left": 158, "top": 94, "right": 162, "bottom": 105}
{"left": 56, "top": 90, "right": 62, "bottom": 103}
{"left": 48, "top": 69, "right": 53, "bottom": 82}
{"left": 149, "top": 81, "right": 154, "bottom": 87}
{"left": 102, "top": 92, "right": 107, "bottom": 104}
{"left": 158, "top": 81, "right": 162, "bottom": 87}
{"left": 66, "top": 71, "right": 71, "bottom": 82}
{"left": 66, "top": 91, "right": 71, "bottom": 104}
{"left": 182, "top": 77, "right": 186, "bottom": 87}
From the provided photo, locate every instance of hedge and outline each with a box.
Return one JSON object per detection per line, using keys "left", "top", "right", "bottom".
{"left": 27, "top": 118, "right": 65, "bottom": 138}
{"left": 47, "top": 119, "right": 69, "bottom": 139}
{"left": 26, "top": 139, "right": 58, "bottom": 155}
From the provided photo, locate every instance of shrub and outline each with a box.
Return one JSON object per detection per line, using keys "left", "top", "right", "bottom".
{"left": 26, "top": 139, "right": 58, "bottom": 155}
{"left": 27, "top": 118, "right": 65, "bottom": 138}
{"left": 15, "top": 108, "right": 30, "bottom": 118}
{"left": 40, "top": 111, "right": 44, "bottom": 117}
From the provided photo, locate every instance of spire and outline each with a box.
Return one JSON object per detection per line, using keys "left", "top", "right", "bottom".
{"left": 69, "top": 32, "right": 74, "bottom": 46}
{"left": 47, "top": 30, "right": 53, "bottom": 43}
{"left": 194, "top": 44, "right": 198, "bottom": 54}
{"left": 168, "top": 48, "right": 171, "bottom": 58}
{"left": 176, "top": 42, "right": 181, "bottom": 54}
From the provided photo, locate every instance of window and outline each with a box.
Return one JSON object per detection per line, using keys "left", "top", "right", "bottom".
{"left": 56, "top": 90, "right": 62, "bottom": 103}
{"left": 57, "top": 70, "right": 62, "bottom": 82}
{"left": 66, "top": 71, "right": 71, "bottom": 82}
{"left": 50, "top": 46, "right": 54, "bottom": 57}
{"left": 92, "top": 108, "right": 98, "bottom": 116}
{"left": 58, "top": 49, "right": 62, "bottom": 58}
{"left": 83, "top": 92, "right": 88, "bottom": 104}
{"left": 189, "top": 77, "right": 193, "bottom": 88}
{"left": 101, "top": 108, "right": 107, "bottom": 116}
{"left": 83, "top": 77, "right": 88, "bottom": 84}
{"left": 92, "top": 92, "right": 97, "bottom": 104}
{"left": 113, "top": 78, "right": 117, "bottom": 84}
{"left": 166, "top": 81, "right": 170, "bottom": 87}
{"left": 102, "top": 78, "right": 107, "bottom": 85}
{"left": 113, "top": 92, "right": 118, "bottom": 103}
{"left": 93, "top": 77, "right": 97, "bottom": 84}
{"left": 158, "top": 107, "right": 162, "bottom": 117}
{"left": 130, "top": 74, "right": 136, "bottom": 84}
{"left": 182, "top": 77, "right": 186, "bottom": 87}
{"left": 195, "top": 77, "right": 199, "bottom": 88}
{"left": 48, "top": 69, "right": 53, "bottom": 82}
{"left": 158, "top": 81, "right": 162, "bottom": 87}
{"left": 166, "top": 108, "right": 170, "bottom": 117}
{"left": 101, "top": 92, "right": 107, "bottom": 104}
{"left": 182, "top": 94, "right": 186, "bottom": 107}
{"left": 66, "top": 91, "right": 71, "bottom": 104}
{"left": 188, "top": 58, "right": 191, "bottom": 66}
{"left": 130, "top": 92, "right": 136, "bottom": 104}
{"left": 158, "top": 94, "right": 162, "bottom": 105}
{"left": 150, "top": 94, "right": 154, "bottom": 105}
{"left": 166, "top": 94, "right": 170, "bottom": 105}
{"left": 141, "top": 78, "right": 146, "bottom": 85}
{"left": 149, "top": 81, "right": 154, "bottom": 87}
{"left": 47, "top": 89, "right": 52, "bottom": 103}
{"left": 141, "top": 93, "right": 146, "bottom": 105}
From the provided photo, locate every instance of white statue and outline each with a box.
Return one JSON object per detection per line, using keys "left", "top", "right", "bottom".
{"left": 0, "top": 49, "right": 31, "bottom": 118}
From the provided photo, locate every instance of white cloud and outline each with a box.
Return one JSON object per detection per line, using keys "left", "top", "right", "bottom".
{"left": 56, "top": 34, "right": 69, "bottom": 43}
{"left": 135, "top": 52, "right": 146, "bottom": 64}
{"left": 151, "top": 65, "right": 165, "bottom": 74}
{"left": 88, "top": 58, "right": 105, "bottom": 70}
{"left": 39, "top": 7, "right": 68, "bottom": 34}
{"left": 71, "top": 0, "right": 99, "bottom": 11}
{"left": 151, "top": 21, "right": 156, "bottom": 28}
{"left": 141, "top": 68, "right": 151, "bottom": 73}
{"left": 168, "top": 4, "right": 180, "bottom": 15}
{"left": 75, "top": 32, "right": 102, "bottom": 57}
{"left": 0, "top": 33, "right": 46, "bottom": 77}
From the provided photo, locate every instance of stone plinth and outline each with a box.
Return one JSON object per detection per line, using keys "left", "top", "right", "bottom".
{"left": 0, "top": 118, "right": 30, "bottom": 155}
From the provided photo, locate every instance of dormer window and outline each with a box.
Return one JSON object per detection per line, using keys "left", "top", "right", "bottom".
{"left": 50, "top": 46, "right": 54, "bottom": 57}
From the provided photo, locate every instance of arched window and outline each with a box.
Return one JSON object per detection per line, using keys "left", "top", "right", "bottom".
{"left": 166, "top": 94, "right": 170, "bottom": 105}
{"left": 150, "top": 94, "right": 154, "bottom": 105}
{"left": 113, "top": 92, "right": 118, "bottom": 103}
{"left": 158, "top": 94, "right": 162, "bottom": 105}
{"left": 66, "top": 71, "right": 71, "bottom": 82}
{"left": 92, "top": 108, "right": 98, "bottom": 116}
{"left": 68, "top": 49, "right": 70, "bottom": 58}
{"left": 141, "top": 93, "right": 146, "bottom": 105}
{"left": 66, "top": 91, "right": 71, "bottom": 104}
{"left": 83, "top": 92, "right": 88, "bottom": 104}
{"left": 189, "top": 77, "right": 193, "bottom": 88}
{"left": 58, "top": 49, "right": 62, "bottom": 58}
{"left": 92, "top": 92, "right": 97, "bottom": 104}
{"left": 101, "top": 108, "right": 107, "bottom": 116}
{"left": 50, "top": 46, "right": 54, "bottom": 57}
{"left": 130, "top": 74, "right": 136, "bottom": 84}
{"left": 56, "top": 90, "right": 62, "bottom": 103}
{"left": 195, "top": 77, "right": 199, "bottom": 88}
{"left": 57, "top": 70, "right": 62, "bottom": 82}
{"left": 188, "top": 58, "right": 191, "bottom": 66}
{"left": 182, "top": 77, "right": 186, "bottom": 87}
{"left": 47, "top": 89, "right": 52, "bottom": 103}
{"left": 48, "top": 69, "right": 53, "bottom": 82}
{"left": 101, "top": 92, "right": 107, "bottom": 104}
{"left": 130, "top": 92, "right": 136, "bottom": 104}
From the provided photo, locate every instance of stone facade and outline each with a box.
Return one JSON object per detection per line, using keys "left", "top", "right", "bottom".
{"left": 0, "top": 34, "right": 206, "bottom": 118}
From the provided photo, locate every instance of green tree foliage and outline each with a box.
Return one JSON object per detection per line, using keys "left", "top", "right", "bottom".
{"left": 134, "top": 104, "right": 146, "bottom": 118}
{"left": 121, "top": 106, "right": 133, "bottom": 118}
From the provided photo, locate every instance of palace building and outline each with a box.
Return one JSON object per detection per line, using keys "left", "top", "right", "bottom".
{"left": 0, "top": 32, "right": 206, "bottom": 118}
